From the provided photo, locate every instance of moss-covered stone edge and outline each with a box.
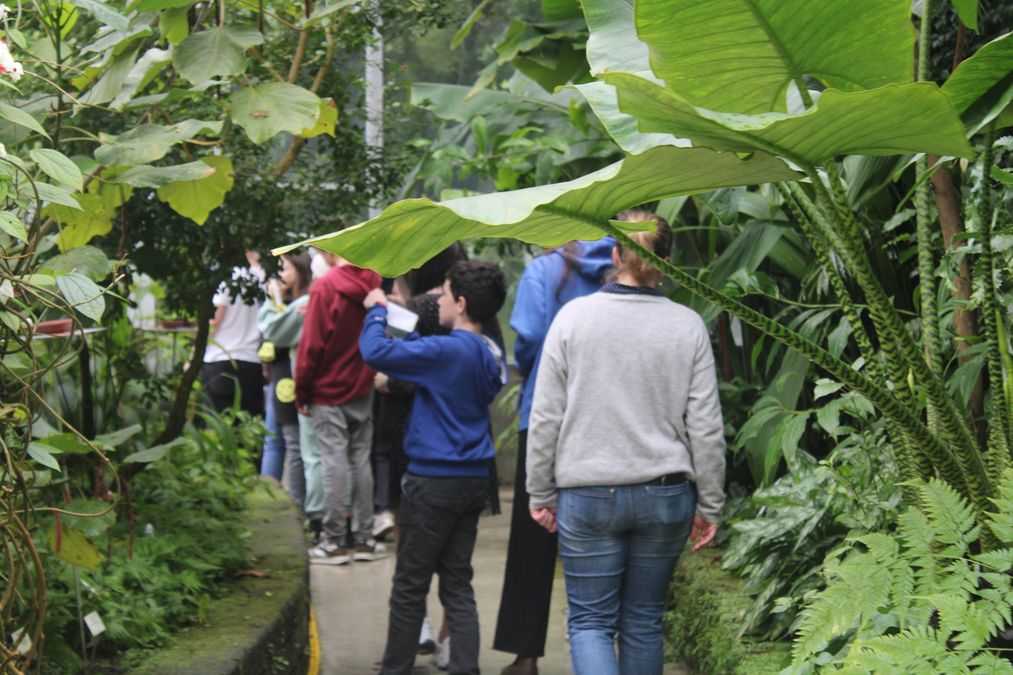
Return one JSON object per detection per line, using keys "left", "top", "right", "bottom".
{"left": 665, "top": 548, "right": 791, "bottom": 674}
{"left": 129, "top": 478, "right": 309, "bottom": 675}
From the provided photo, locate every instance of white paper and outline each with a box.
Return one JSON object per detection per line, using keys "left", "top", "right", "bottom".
{"left": 12, "top": 627, "right": 31, "bottom": 655}
{"left": 386, "top": 303, "right": 419, "bottom": 336}
{"left": 84, "top": 611, "right": 106, "bottom": 637}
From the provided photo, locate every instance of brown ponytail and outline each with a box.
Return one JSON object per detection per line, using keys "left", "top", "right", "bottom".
{"left": 614, "top": 210, "right": 673, "bottom": 286}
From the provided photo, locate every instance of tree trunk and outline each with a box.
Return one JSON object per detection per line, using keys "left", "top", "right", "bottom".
{"left": 153, "top": 281, "right": 215, "bottom": 445}
{"left": 929, "top": 156, "right": 984, "bottom": 425}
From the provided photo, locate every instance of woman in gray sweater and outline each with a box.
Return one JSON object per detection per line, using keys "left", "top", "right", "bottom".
{"left": 526, "top": 212, "right": 726, "bottom": 675}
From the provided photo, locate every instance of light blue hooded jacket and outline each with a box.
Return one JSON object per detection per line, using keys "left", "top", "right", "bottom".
{"left": 512, "top": 238, "right": 614, "bottom": 430}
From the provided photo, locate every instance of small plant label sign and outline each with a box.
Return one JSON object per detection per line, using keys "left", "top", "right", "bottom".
{"left": 84, "top": 612, "right": 106, "bottom": 637}
{"left": 11, "top": 627, "right": 31, "bottom": 655}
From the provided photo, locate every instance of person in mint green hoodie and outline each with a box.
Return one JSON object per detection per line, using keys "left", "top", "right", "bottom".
{"left": 257, "top": 252, "right": 323, "bottom": 526}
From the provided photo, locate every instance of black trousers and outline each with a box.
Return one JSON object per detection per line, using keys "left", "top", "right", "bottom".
{"left": 199, "top": 360, "right": 264, "bottom": 416}
{"left": 381, "top": 473, "right": 488, "bottom": 675}
{"left": 493, "top": 430, "right": 558, "bottom": 657}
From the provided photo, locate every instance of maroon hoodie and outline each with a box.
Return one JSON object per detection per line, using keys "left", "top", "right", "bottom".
{"left": 295, "top": 264, "right": 380, "bottom": 407}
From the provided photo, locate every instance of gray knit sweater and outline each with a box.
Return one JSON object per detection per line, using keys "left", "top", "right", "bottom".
{"left": 526, "top": 292, "right": 727, "bottom": 522}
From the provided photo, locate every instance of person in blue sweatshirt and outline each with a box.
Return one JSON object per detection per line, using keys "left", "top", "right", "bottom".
{"left": 494, "top": 237, "right": 614, "bottom": 675}
{"left": 360, "top": 260, "right": 508, "bottom": 675}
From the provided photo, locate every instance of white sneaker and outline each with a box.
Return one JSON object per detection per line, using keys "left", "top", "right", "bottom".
{"left": 352, "top": 540, "right": 388, "bottom": 562}
{"left": 433, "top": 637, "right": 450, "bottom": 670}
{"left": 372, "top": 510, "right": 395, "bottom": 541}
{"left": 418, "top": 616, "right": 436, "bottom": 654}
{"left": 308, "top": 541, "right": 350, "bottom": 565}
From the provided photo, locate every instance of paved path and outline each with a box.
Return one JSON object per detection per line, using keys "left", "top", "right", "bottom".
{"left": 311, "top": 490, "right": 689, "bottom": 674}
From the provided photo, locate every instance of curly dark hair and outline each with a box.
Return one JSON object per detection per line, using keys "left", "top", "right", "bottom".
{"left": 446, "top": 261, "right": 506, "bottom": 324}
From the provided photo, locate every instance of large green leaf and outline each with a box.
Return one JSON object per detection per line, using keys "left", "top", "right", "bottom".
{"left": 230, "top": 83, "right": 322, "bottom": 144}
{"left": 110, "top": 46, "right": 173, "bottom": 109}
{"left": 942, "top": 32, "right": 1012, "bottom": 135}
{"left": 606, "top": 75, "right": 974, "bottom": 165}
{"left": 951, "top": 0, "right": 978, "bottom": 31}
{"left": 56, "top": 272, "right": 105, "bottom": 322}
{"left": 81, "top": 44, "right": 141, "bottom": 106}
{"left": 155, "top": 155, "right": 233, "bottom": 225}
{"left": 48, "top": 527, "right": 102, "bottom": 572}
{"left": 72, "top": 0, "right": 129, "bottom": 32}
{"left": 274, "top": 146, "right": 797, "bottom": 275}
{"left": 635, "top": 0, "right": 915, "bottom": 114}
{"left": 40, "top": 246, "right": 113, "bottom": 281}
{"left": 573, "top": 81, "right": 685, "bottom": 154}
{"left": 575, "top": 0, "right": 682, "bottom": 154}
{"left": 582, "top": 0, "right": 650, "bottom": 76}
{"left": 30, "top": 149, "right": 84, "bottom": 191}
{"left": 0, "top": 102, "right": 50, "bottom": 139}
{"left": 117, "top": 161, "right": 215, "bottom": 188}
{"left": 173, "top": 25, "right": 263, "bottom": 85}
{"left": 94, "top": 119, "right": 223, "bottom": 166}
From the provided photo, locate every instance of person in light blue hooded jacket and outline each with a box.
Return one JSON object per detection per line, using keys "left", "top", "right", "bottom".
{"left": 493, "top": 237, "right": 614, "bottom": 675}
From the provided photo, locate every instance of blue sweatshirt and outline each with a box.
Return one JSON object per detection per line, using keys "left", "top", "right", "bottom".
{"left": 511, "top": 238, "right": 614, "bottom": 430}
{"left": 360, "top": 305, "right": 506, "bottom": 477}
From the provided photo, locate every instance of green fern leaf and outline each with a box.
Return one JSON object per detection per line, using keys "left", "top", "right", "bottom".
{"left": 986, "top": 469, "right": 1013, "bottom": 544}
{"left": 919, "top": 479, "right": 979, "bottom": 555}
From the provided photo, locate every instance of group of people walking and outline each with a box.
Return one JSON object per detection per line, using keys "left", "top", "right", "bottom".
{"left": 197, "top": 210, "right": 726, "bottom": 675}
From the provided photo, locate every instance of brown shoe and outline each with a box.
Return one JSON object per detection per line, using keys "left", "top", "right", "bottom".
{"left": 499, "top": 658, "right": 538, "bottom": 675}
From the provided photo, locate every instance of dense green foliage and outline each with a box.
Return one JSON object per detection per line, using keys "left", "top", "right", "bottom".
{"left": 664, "top": 548, "right": 790, "bottom": 674}
{"left": 36, "top": 407, "right": 264, "bottom": 672}
{"left": 790, "top": 470, "right": 1013, "bottom": 673}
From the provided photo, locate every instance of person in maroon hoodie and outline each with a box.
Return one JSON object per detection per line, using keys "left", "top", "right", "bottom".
{"left": 295, "top": 251, "right": 383, "bottom": 564}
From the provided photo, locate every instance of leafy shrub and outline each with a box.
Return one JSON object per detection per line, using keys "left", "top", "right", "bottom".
{"left": 788, "top": 469, "right": 1013, "bottom": 673}
{"left": 722, "top": 393, "right": 903, "bottom": 639}
{"left": 37, "top": 408, "right": 264, "bottom": 673}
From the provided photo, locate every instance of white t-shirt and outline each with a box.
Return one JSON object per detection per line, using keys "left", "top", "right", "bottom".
{"left": 204, "top": 265, "right": 265, "bottom": 364}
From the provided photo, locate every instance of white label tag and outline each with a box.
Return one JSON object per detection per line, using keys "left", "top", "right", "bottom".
{"left": 12, "top": 627, "right": 31, "bottom": 655}
{"left": 84, "top": 612, "right": 106, "bottom": 636}
{"left": 730, "top": 316, "right": 744, "bottom": 348}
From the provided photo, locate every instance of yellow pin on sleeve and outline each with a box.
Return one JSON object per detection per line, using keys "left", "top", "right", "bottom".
{"left": 258, "top": 341, "right": 276, "bottom": 362}
{"left": 276, "top": 378, "right": 296, "bottom": 403}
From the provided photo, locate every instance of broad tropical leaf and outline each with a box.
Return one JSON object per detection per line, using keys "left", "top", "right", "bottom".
{"left": 636, "top": 0, "right": 914, "bottom": 114}
{"left": 273, "top": 146, "right": 797, "bottom": 275}
{"left": 582, "top": 0, "right": 650, "bottom": 76}
{"left": 93, "top": 119, "right": 223, "bottom": 166}
{"left": 942, "top": 32, "right": 1013, "bottom": 135}
{"left": 173, "top": 25, "right": 263, "bottom": 85}
{"left": 605, "top": 75, "right": 974, "bottom": 165}
{"left": 573, "top": 81, "right": 685, "bottom": 154}
{"left": 229, "top": 83, "right": 321, "bottom": 144}
{"left": 117, "top": 161, "right": 216, "bottom": 188}
{"left": 573, "top": 0, "right": 681, "bottom": 153}
{"left": 155, "top": 156, "right": 234, "bottom": 225}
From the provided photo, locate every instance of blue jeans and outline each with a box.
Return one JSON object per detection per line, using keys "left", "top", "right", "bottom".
{"left": 260, "top": 386, "right": 285, "bottom": 480}
{"left": 557, "top": 482, "right": 696, "bottom": 675}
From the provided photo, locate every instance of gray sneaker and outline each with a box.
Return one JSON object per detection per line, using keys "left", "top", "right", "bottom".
{"left": 353, "top": 540, "right": 388, "bottom": 562}
{"left": 309, "top": 541, "right": 350, "bottom": 565}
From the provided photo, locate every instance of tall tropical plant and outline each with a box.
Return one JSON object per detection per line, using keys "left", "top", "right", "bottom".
{"left": 277, "top": 0, "right": 1012, "bottom": 541}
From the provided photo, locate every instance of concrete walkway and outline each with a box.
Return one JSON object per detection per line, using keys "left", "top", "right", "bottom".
{"left": 311, "top": 490, "right": 689, "bottom": 674}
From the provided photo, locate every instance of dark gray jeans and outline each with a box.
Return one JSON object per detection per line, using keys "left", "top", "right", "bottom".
{"left": 380, "top": 473, "right": 488, "bottom": 675}
{"left": 310, "top": 394, "right": 374, "bottom": 544}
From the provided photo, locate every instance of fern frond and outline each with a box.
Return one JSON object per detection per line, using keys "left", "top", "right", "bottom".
{"left": 986, "top": 469, "right": 1013, "bottom": 544}
{"left": 790, "top": 538, "right": 896, "bottom": 664}
{"left": 968, "top": 652, "right": 1013, "bottom": 675}
{"left": 919, "top": 479, "right": 979, "bottom": 555}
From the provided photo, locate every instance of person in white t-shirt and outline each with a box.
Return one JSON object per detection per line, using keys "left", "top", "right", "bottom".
{"left": 200, "top": 251, "right": 267, "bottom": 416}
